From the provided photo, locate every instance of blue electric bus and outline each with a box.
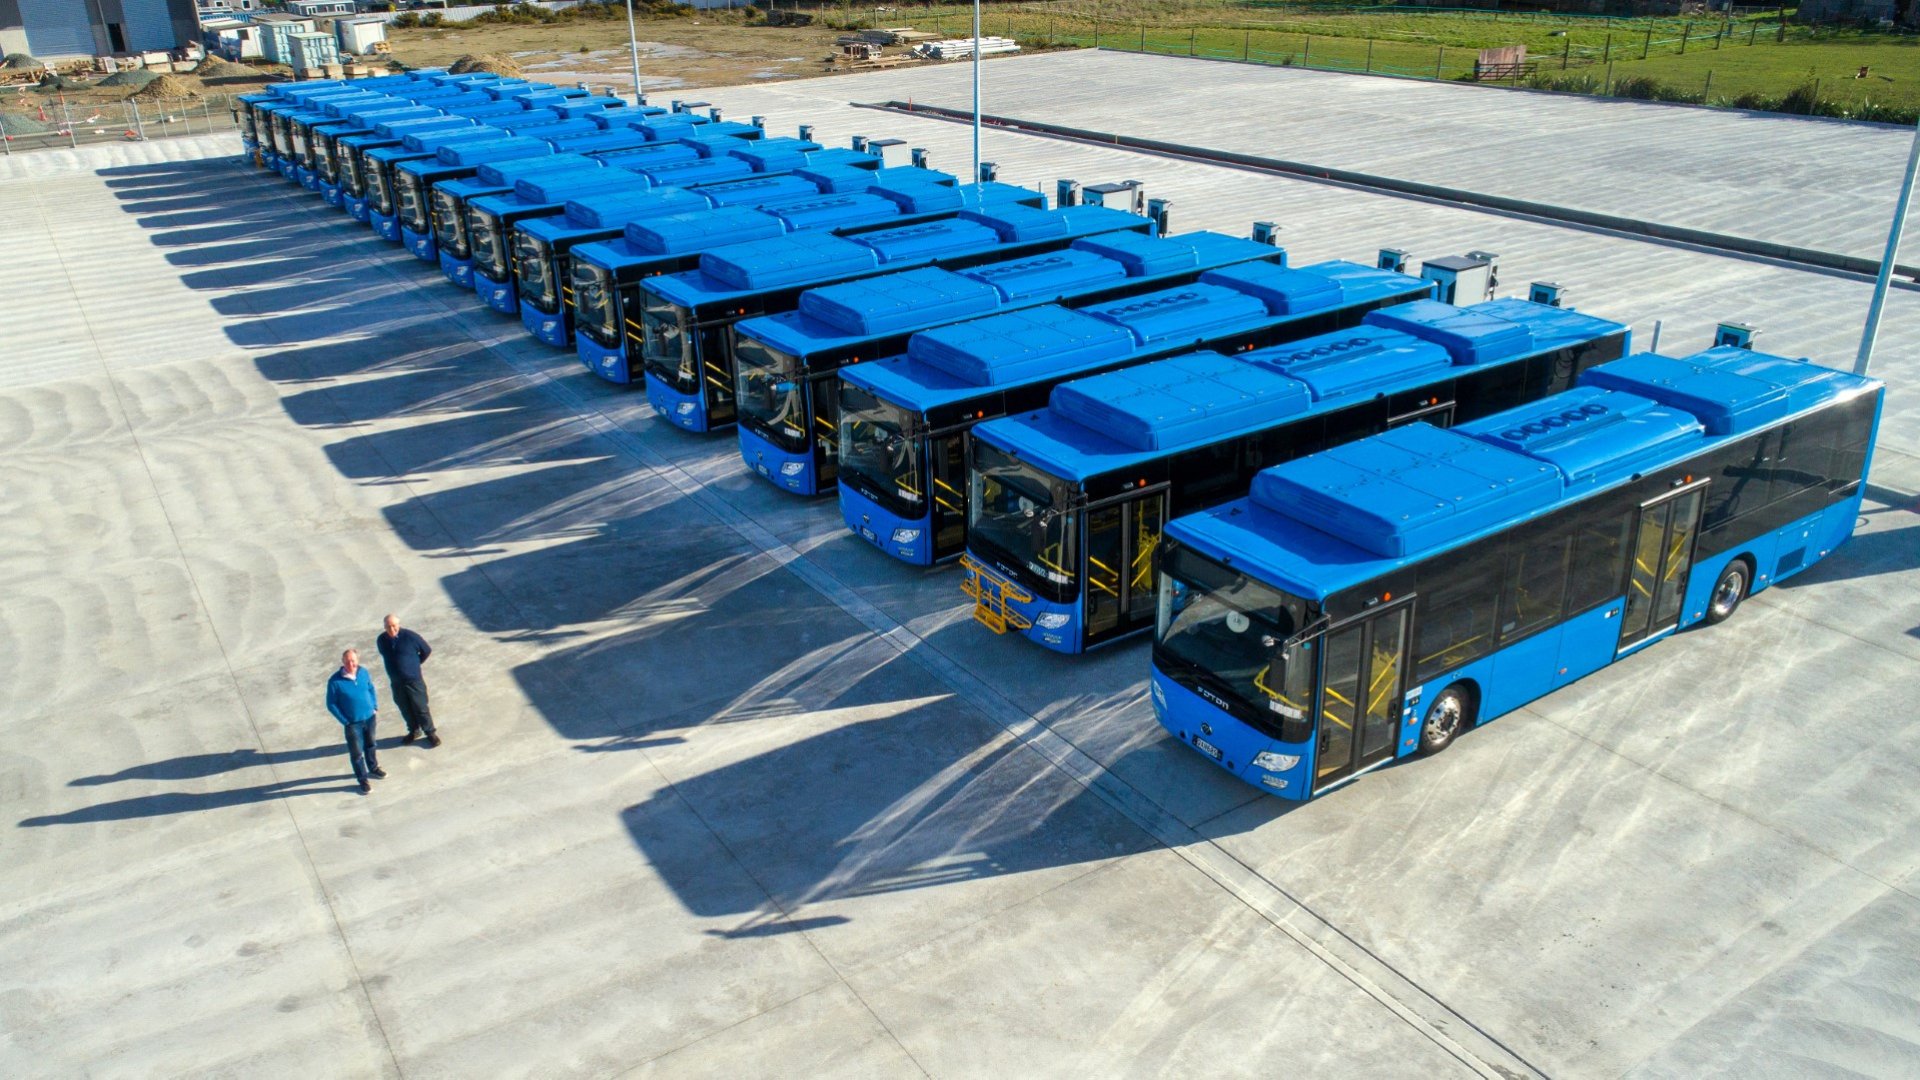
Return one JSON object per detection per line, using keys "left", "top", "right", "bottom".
{"left": 340, "top": 112, "right": 481, "bottom": 222}
{"left": 741, "top": 250, "right": 1431, "bottom": 501}
{"left": 416, "top": 131, "right": 657, "bottom": 270}
{"left": 391, "top": 136, "right": 559, "bottom": 259}
{"left": 1150, "top": 343, "right": 1881, "bottom": 799}
{"left": 366, "top": 116, "right": 609, "bottom": 240}
{"left": 431, "top": 144, "right": 661, "bottom": 287}
{"left": 466, "top": 123, "right": 798, "bottom": 313}
{"left": 313, "top": 101, "right": 441, "bottom": 208}
{"left": 959, "top": 296, "right": 1630, "bottom": 653}
{"left": 512, "top": 168, "right": 1041, "bottom": 348}
{"left": 381, "top": 112, "right": 625, "bottom": 251}
{"left": 599, "top": 203, "right": 1157, "bottom": 420}
{"left": 717, "top": 231, "right": 1282, "bottom": 444}
{"left": 279, "top": 90, "right": 398, "bottom": 188}
{"left": 431, "top": 126, "right": 759, "bottom": 286}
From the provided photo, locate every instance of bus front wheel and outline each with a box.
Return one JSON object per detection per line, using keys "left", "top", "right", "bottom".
{"left": 1418, "top": 686, "right": 1473, "bottom": 757}
{"left": 1704, "top": 559, "right": 1750, "bottom": 626}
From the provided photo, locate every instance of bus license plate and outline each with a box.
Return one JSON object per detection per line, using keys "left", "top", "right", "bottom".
{"left": 755, "top": 463, "right": 770, "bottom": 477}
{"left": 1192, "top": 736, "right": 1222, "bottom": 761}
{"left": 860, "top": 526, "right": 877, "bottom": 542}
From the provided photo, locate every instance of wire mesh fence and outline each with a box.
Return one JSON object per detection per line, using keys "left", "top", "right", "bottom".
{"left": 0, "top": 92, "right": 243, "bottom": 155}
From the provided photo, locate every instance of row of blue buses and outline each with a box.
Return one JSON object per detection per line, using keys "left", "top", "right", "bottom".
{"left": 241, "top": 80, "right": 1881, "bottom": 804}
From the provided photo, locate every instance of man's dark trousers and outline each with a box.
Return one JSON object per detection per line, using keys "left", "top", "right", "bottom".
{"left": 393, "top": 678, "right": 436, "bottom": 739}
{"left": 344, "top": 718, "right": 379, "bottom": 785}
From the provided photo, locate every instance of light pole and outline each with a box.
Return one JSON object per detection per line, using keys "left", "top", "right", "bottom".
{"left": 971, "top": 0, "right": 981, "bottom": 184}
{"left": 624, "top": 0, "right": 645, "bottom": 107}
{"left": 1856, "top": 115, "right": 1920, "bottom": 377}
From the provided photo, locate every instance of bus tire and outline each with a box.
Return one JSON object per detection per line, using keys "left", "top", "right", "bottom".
{"left": 1704, "top": 559, "right": 1750, "bottom": 626}
{"left": 1418, "top": 685, "right": 1473, "bottom": 757}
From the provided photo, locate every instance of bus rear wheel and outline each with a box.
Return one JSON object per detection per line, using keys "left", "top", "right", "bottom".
{"left": 1705, "top": 560, "right": 1749, "bottom": 626}
{"left": 1418, "top": 686, "right": 1473, "bottom": 757}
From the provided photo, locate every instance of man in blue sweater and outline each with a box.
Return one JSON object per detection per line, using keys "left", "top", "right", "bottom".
{"left": 326, "top": 648, "right": 386, "bottom": 794}
{"left": 377, "top": 613, "right": 441, "bottom": 748}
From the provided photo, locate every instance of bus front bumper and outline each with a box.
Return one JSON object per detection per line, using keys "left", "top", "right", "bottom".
{"left": 403, "top": 226, "right": 436, "bottom": 262}
{"left": 646, "top": 374, "right": 713, "bottom": 429}
{"left": 477, "top": 274, "right": 517, "bottom": 313}
{"left": 521, "top": 301, "right": 569, "bottom": 347}
{"left": 959, "top": 555, "right": 1079, "bottom": 653}
{"left": 278, "top": 158, "right": 298, "bottom": 181}
{"left": 345, "top": 195, "right": 370, "bottom": 223}
{"left": 297, "top": 167, "right": 320, "bottom": 191}
{"left": 840, "top": 484, "right": 933, "bottom": 566}
{"left": 440, "top": 251, "right": 474, "bottom": 288}
{"left": 1150, "top": 668, "right": 1311, "bottom": 799}
{"left": 581, "top": 336, "right": 633, "bottom": 385}
{"left": 738, "top": 426, "right": 817, "bottom": 496}
{"left": 370, "top": 210, "right": 401, "bottom": 242}
{"left": 321, "top": 182, "right": 344, "bottom": 208}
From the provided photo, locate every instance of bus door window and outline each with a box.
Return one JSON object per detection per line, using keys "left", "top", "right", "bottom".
{"left": 929, "top": 433, "right": 967, "bottom": 559}
{"left": 696, "top": 321, "right": 733, "bottom": 421}
{"left": 1085, "top": 505, "right": 1123, "bottom": 638}
{"left": 1620, "top": 488, "right": 1704, "bottom": 650}
{"left": 813, "top": 375, "right": 840, "bottom": 486}
{"left": 1083, "top": 491, "right": 1169, "bottom": 647}
{"left": 1316, "top": 605, "right": 1409, "bottom": 791}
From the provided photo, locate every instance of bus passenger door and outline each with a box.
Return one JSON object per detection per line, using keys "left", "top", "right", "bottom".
{"left": 1082, "top": 491, "right": 1168, "bottom": 648}
{"left": 928, "top": 433, "right": 968, "bottom": 561}
{"left": 812, "top": 376, "right": 840, "bottom": 488}
{"left": 1618, "top": 487, "right": 1705, "bottom": 652}
{"left": 1314, "top": 604, "right": 1411, "bottom": 794}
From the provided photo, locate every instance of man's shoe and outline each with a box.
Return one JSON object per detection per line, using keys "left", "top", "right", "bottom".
{"left": 358, "top": 781, "right": 372, "bottom": 795}
{"left": 370, "top": 768, "right": 388, "bottom": 780}
{"left": 402, "top": 732, "right": 417, "bottom": 745}
{"left": 424, "top": 734, "right": 442, "bottom": 749}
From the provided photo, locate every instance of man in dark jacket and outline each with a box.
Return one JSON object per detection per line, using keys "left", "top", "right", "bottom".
{"left": 377, "top": 613, "right": 441, "bottom": 747}
{"left": 326, "top": 648, "right": 386, "bottom": 794}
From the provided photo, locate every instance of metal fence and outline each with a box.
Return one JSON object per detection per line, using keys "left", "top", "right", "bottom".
{"left": 0, "top": 93, "right": 243, "bottom": 155}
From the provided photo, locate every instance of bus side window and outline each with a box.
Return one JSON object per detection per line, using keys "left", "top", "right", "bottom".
{"left": 1565, "top": 503, "right": 1634, "bottom": 613}
{"left": 1412, "top": 542, "right": 1505, "bottom": 684}
{"left": 1498, "top": 520, "right": 1574, "bottom": 642}
{"left": 1829, "top": 393, "right": 1877, "bottom": 493}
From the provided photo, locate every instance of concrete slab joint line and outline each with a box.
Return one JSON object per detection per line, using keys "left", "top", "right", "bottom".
{"left": 859, "top": 99, "right": 1920, "bottom": 288}
{"left": 268, "top": 181, "right": 1539, "bottom": 1080}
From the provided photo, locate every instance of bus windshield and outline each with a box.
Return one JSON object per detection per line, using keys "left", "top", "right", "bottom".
{"left": 431, "top": 188, "right": 467, "bottom": 256}
{"left": 514, "top": 232, "right": 558, "bottom": 310}
{"left": 314, "top": 136, "right": 337, "bottom": 183}
{"left": 395, "top": 170, "right": 429, "bottom": 233}
{"left": 640, "top": 294, "right": 693, "bottom": 387}
{"left": 573, "top": 262, "right": 619, "bottom": 347}
{"left": 469, "top": 208, "right": 507, "bottom": 280}
{"left": 735, "top": 335, "right": 810, "bottom": 452}
{"left": 340, "top": 148, "right": 364, "bottom": 196}
{"left": 840, "top": 384, "right": 925, "bottom": 520}
{"left": 367, "top": 161, "right": 396, "bottom": 215}
{"left": 1154, "top": 541, "right": 1317, "bottom": 741}
{"left": 969, "top": 442, "right": 1078, "bottom": 600}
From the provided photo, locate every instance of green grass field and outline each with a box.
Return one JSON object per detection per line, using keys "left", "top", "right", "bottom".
{"left": 829, "top": 2, "right": 1919, "bottom": 119}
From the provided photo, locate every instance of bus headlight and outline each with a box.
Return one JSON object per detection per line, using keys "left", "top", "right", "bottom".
{"left": 1252, "top": 751, "right": 1300, "bottom": 772}
{"left": 1035, "top": 613, "right": 1070, "bottom": 630}
{"left": 890, "top": 528, "right": 921, "bottom": 544}
{"left": 779, "top": 461, "right": 805, "bottom": 477}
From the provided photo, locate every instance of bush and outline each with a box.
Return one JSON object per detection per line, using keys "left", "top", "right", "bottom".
{"left": 419, "top": 11, "right": 444, "bottom": 27}
{"left": 391, "top": 12, "right": 419, "bottom": 28}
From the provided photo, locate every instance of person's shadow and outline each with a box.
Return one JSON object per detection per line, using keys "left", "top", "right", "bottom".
{"left": 19, "top": 746, "right": 365, "bottom": 827}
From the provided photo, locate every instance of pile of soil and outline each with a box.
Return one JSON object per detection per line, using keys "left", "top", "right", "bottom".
{"left": 192, "top": 57, "right": 254, "bottom": 78}
{"left": 1, "top": 52, "right": 42, "bottom": 72}
{"left": 448, "top": 53, "right": 523, "bottom": 77}
{"left": 129, "top": 73, "right": 201, "bottom": 101}
{"left": 0, "top": 111, "right": 54, "bottom": 134}
{"left": 36, "top": 73, "right": 87, "bottom": 90}
{"left": 99, "top": 68, "right": 159, "bottom": 88}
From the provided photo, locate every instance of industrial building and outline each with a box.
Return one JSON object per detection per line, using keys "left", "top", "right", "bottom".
{"left": 0, "top": 0, "right": 199, "bottom": 61}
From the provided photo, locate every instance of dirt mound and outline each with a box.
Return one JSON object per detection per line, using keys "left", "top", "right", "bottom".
{"left": 129, "top": 73, "right": 201, "bottom": 101}
{"left": 99, "top": 68, "right": 159, "bottom": 88}
{"left": 448, "top": 53, "right": 524, "bottom": 77}
{"left": 192, "top": 57, "right": 254, "bottom": 78}
{"left": 1, "top": 52, "right": 42, "bottom": 71}
{"left": 36, "top": 73, "right": 87, "bottom": 90}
